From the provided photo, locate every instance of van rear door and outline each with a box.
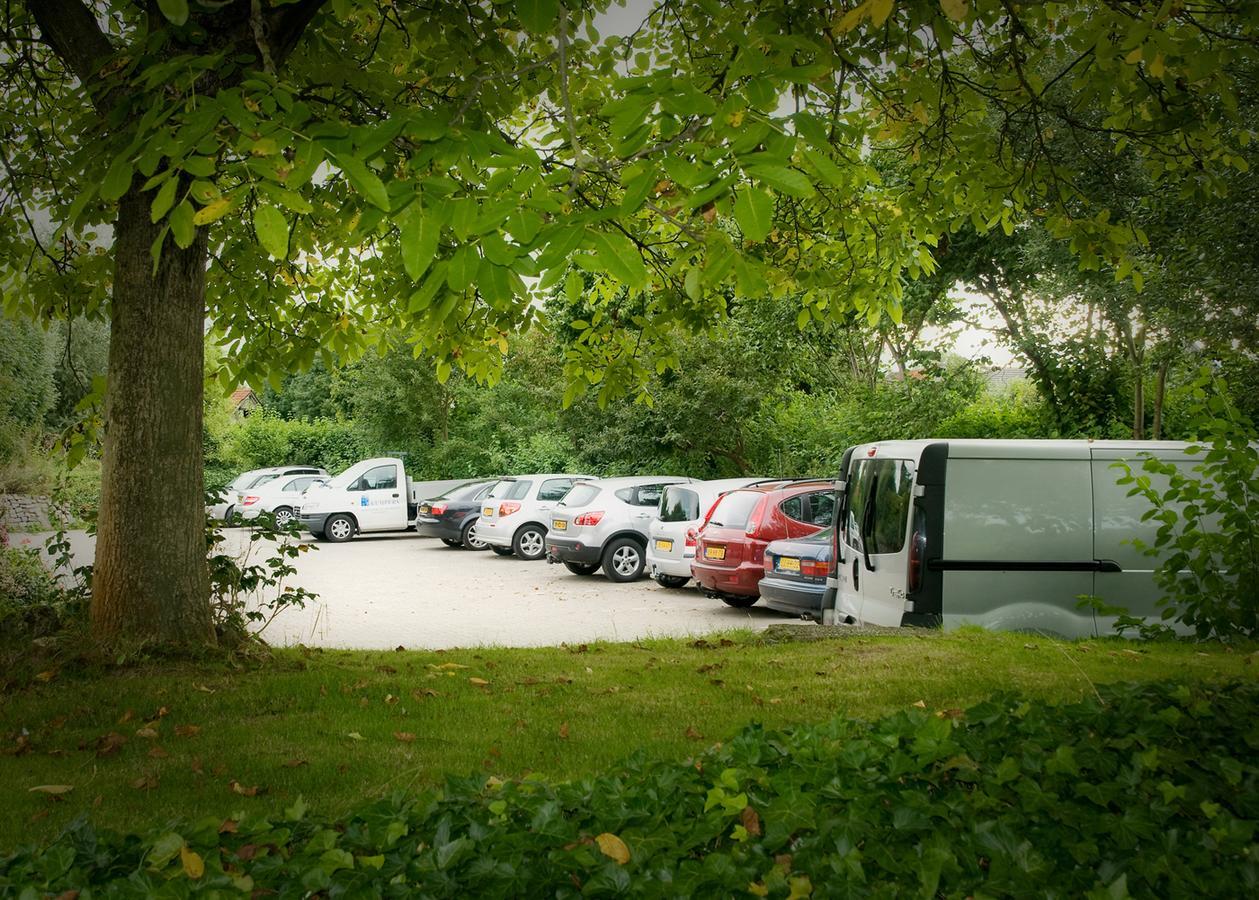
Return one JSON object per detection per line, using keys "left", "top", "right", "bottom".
{"left": 840, "top": 453, "right": 919, "bottom": 627}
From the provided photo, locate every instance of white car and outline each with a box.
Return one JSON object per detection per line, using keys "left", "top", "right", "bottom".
{"left": 235, "top": 473, "right": 328, "bottom": 529}
{"left": 646, "top": 478, "right": 766, "bottom": 587}
{"left": 475, "top": 473, "right": 593, "bottom": 560}
{"left": 209, "top": 465, "right": 327, "bottom": 522}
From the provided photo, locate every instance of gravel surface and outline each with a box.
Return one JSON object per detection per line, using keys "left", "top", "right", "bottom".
{"left": 19, "top": 530, "right": 803, "bottom": 649}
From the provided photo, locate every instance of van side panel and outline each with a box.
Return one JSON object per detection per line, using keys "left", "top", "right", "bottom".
{"left": 941, "top": 457, "right": 1096, "bottom": 637}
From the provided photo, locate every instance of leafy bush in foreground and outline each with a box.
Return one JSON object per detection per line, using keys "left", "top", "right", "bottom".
{"left": 3, "top": 681, "right": 1257, "bottom": 897}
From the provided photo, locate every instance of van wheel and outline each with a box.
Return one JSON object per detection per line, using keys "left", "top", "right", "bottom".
{"left": 655, "top": 574, "right": 690, "bottom": 589}
{"left": 461, "top": 519, "right": 489, "bottom": 550}
{"left": 603, "top": 538, "right": 646, "bottom": 582}
{"left": 490, "top": 546, "right": 515, "bottom": 557}
{"left": 564, "top": 561, "right": 601, "bottom": 576}
{"left": 513, "top": 525, "right": 547, "bottom": 560}
{"left": 325, "top": 514, "right": 355, "bottom": 543}
{"left": 720, "top": 594, "right": 758, "bottom": 608}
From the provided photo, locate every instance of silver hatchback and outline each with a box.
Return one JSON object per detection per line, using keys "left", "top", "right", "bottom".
{"left": 545, "top": 476, "right": 691, "bottom": 582}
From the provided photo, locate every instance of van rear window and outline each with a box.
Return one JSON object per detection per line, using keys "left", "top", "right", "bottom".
{"left": 706, "top": 491, "right": 762, "bottom": 529}
{"left": 845, "top": 459, "right": 914, "bottom": 554}
{"left": 659, "top": 486, "right": 700, "bottom": 522}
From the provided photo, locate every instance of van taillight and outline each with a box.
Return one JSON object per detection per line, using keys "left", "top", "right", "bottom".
{"left": 685, "top": 528, "right": 697, "bottom": 548}
{"left": 499, "top": 501, "right": 521, "bottom": 517}
{"left": 908, "top": 524, "right": 926, "bottom": 593}
{"left": 744, "top": 498, "right": 767, "bottom": 536}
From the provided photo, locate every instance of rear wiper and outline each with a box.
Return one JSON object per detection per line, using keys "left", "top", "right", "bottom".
{"left": 708, "top": 521, "right": 724, "bottom": 527}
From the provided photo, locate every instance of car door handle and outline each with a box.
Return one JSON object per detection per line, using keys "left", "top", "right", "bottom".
{"left": 392, "top": 493, "right": 399, "bottom": 498}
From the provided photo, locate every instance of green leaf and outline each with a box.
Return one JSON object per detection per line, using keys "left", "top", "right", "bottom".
{"left": 401, "top": 204, "right": 440, "bottom": 282}
{"left": 801, "top": 148, "right": 847, "bottom": 188}
{"left": 335, "top": 153, "right": 391, "bottom": 211}
{"left": 588, "top": 230, "right": 649, "bottom": 290}
{"left": 746, "top": 165, "right": 815, "bottom": 198}
{"left": 254, "top": 205, "right": 290, "bottom": 259}
{"left": 565, "top": 270, "right": 584, "bottom": 304}
{"left": 150, "top": 177, "right": 179, "bottom": 223}
{"left": 733, "top": 189, "right": 774, "bottom": 241}
{"left": 100, "top": 156, "right": 134, "bottom": 203}
{"left": 170, "top": 200, "right": 196, "bottom": 248}
{"left": 446, "top": 245, "right": 477, "bottom": 292}
{"left": 156, "top": 0, "right": 189, "bottom": 26}
{"left": 517, "top": 0, "right": 559, "bottom": 33}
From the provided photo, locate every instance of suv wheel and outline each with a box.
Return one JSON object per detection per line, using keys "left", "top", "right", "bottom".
{"left": 462, "top": 519, "right": 489, "bottom": 550}
{"left": 564, "top": 561, "right": 600, "bottom": 576}
{"left": 513, "top": 525, "right": 547, "bottom": 560}
{"left": 603, "top": 538, "right": 646, "bottom": 582}
{"left": 720, "top": 594, "right": 757, "bottom": 609}
{"left": 654, "top": 574, "right": 690, "bottom": 589}
{"left": 325, "top": 514, "right": 355, "bottom": 543}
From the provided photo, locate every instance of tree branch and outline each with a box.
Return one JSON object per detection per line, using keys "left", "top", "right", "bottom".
{"left": 27, "top": 0, "right": 116, "bottom": 114}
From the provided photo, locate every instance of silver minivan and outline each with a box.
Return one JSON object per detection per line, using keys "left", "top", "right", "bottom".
{"left": 829, "top": 439, "right": 1204, "bottom": 637}
{"left": 546, "top": 476, "right": 691, "bottom": 582}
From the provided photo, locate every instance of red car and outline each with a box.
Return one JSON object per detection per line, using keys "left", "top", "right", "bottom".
{"left": 692, "top": 480, "right": 836, "bottom": 607}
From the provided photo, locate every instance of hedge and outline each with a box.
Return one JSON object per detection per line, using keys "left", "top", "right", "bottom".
{"left": 3, "top": 680, "right": 1256, "bottom": 896}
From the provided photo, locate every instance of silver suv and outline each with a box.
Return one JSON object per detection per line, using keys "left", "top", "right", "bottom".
{"left": 545, "top": 476, "right": 691, "bottom": 582}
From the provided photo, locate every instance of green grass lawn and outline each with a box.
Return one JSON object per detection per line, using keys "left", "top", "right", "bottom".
{"left": 1, "top": 628, "right": 1253, "bottom": 851}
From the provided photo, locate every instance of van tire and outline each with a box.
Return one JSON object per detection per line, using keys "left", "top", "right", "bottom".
{"left": 513, "top": 525, "right": 547, "bottom": 560}
{"left": 655, "top": 574, "right": 690, "bottom": 589}
{"left": 720, "top": 594, "right": 758, "bottom": 608}
{"left": 564, "top": 561, "right": 601, "bottom": 576}
{"left": 324, "top": 514, "right": 355, "bottom": 543}
{"left": 602, "top": 538, "right": 646, "bottom": 582}
{"left": 490, "top": 546, "right": 515, "bottom": 557}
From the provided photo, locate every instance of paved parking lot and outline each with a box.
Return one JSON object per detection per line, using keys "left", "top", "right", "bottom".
{"left": 23, "top": 530, "right": 801, "bottom": 649}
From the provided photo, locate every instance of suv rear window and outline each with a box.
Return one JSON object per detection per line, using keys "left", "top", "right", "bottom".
{"left": 489, "top": 479, "right": 533, "bottom": 500}
{"left": 561, "top": 483, "right": 601, "bottom": 507}
{"left": 659, "top": 486, "right": 700, "bottom": 522}
{"left": 706, "top": 491, "right": 762, "bottom": 529}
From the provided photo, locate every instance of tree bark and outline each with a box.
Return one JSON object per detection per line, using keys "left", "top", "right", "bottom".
{"left": 91, "top": 184, "right": 214, "bottom": 647}
{"left": 1152, "top": 358, "right": 1170, "bottom": 440}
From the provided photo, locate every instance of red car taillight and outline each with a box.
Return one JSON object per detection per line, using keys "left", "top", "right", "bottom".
{"left": 801, "top": 558, "right": 829, "bottom": 578}
{"left": 685, "top": 528, "right": 698, "bottom": 548}
{"left": 744, "top": 498, "right": 768, "bottom": 536}
{"left": 430, "top": 502, "right": 448, "bottom": 516}
{"left": 763, "top": 551, "right": 772, "bottom": 570}
{"left": 242, "top": 495, "right": 260, "bottom": 506}
{"left": 573, "top": 511, "right": 604, "bottom": 526}
{"left": 499, "top": 501, "right": 521, "bottom": 517}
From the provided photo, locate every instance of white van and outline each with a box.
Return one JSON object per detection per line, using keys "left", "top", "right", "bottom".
{"left": 296, "top": 457, "right": 464, "bottom": 542}
{"left": 827, "top": 439, "right": 1203, "bottom": 638}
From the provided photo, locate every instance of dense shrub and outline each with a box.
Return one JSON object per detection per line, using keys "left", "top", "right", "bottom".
{"left": 3, "top": 680, "right": 1255, "bottom": 896}
{"left": 223, "top": 412, "right": 367, "bottom": 476}
{"left": 0, "top": 543, "right": 62, "bottom": 633}
{"left": 935, "top": 382, "right": 1053, "bottom": 439}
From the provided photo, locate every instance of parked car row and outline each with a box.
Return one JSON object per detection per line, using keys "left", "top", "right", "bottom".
{"left": 215, "top": 437, "right": 1213, "bottom": 639}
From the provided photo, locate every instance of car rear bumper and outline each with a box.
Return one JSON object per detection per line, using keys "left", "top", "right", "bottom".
{"left": 691, "top": 559, "right": 763, "bottom": 598}
{"left": 299, "top": 513, "right": 331, "bottom": 534}
{"left": 546, "top": 535, "right": 602, "bottom": 565}
{"left": 415, "top": 517, "right": 462, "bottom": 541}
{"left": 759, "top": 576, "right": 826, "bottom": 619}
{"left": 475, "top": 519, "right": 514, "bottom": 548}
{"left": 647, "top": 549, "right": 693, "bottom": 579}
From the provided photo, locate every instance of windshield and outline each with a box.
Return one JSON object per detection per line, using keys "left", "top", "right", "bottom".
{"left": 659, "top": 486, "right": 700, "bottom": 522}
{"left": 706, "top": 491, "right": 762, "bottom": 528}
{"left": 560, "top": 483, "right": 601, "bottom": 507}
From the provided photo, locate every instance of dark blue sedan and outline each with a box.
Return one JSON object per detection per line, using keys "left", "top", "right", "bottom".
{"left": 415, "top": 479, "right": 496, "bottom": 549}
{"left": 759, "top": 528, "right": 833, "bottom": 620}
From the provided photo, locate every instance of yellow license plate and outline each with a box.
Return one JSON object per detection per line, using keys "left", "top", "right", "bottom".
{"left": 552, "top": 519, "right": 567, "bottom": 531}
{"left": 704, "top": 545, "right": 726, "bottom": 560}
{"left": 483, "top": 507, "right": 494, "bottom": 517}
{"left": 654, "top": 539, "right": 674, "bottom": 552}
{"left": 420, "top": 504, "right": 430, "bottom": 514}
{"left": 778, "top": 557, "right": 801, "bottom": 572}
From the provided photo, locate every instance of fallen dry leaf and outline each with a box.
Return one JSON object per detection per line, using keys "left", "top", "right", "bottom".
{"left": 384, "top": 694, "right": 399, "bottom": 705}
{"left": 117, "top": 710, "right": 134, "bottom": 725}
{"left": 469, "top": 677, "right": 490, "bottom": 686}
{"left": 131, "top": 774, "right": 158, "bottom": 790}
{"left": 34, "top": 669, "right": 57, "bottom": 683}
{"left": 558, "top": 722, "right": 570, "bottom": 739}
{"left": 911, "top": 700, "right": 927, "bottom": 709}
{"left": 741, "top": 806, "right": 762, "bottom": 837}
{"left": 180, "top": 845, "right": 204, "bottom": 879}
{"left": 346, "top": 732, "right": 365, "bottom": 741}
{"left": 29, "top": 784, "right": 73, "bottom": 795}
{"left": 95, "top": 732, "right": 127, "bottom": 757}
{"left": 595, "top": 832, "right": 631, "bottom": 865}
{"left": 411, "top": 689, "right": 439, "bottom": 701}
{"left": 235, "top": 844, "right": 258, "bottom": 861}
{"left": 281, "top": 758, "right": 308, "bottom": 768}
{"left": 174, "top": 725, "right": 201, "bottom": 738}
{"left": 147, "top": 746, "right": 170, "bottom": 759}
{"left": 219, "top": 819, "right": 239, "bottom": 834}
{"left": 193, "top": 684, "right": 215, "bottom": 694}
{"left": 429, "top": 662, "right": 468, "bottom": 671}
{"left": 190, "top": 756, "right": 204, "bottom": 775}
{"left": 135, "top": 726, "right": 159, "bottom": 740}
{"left": 685, "top": 725, "right": 704, "bottom": 740}
{"left": 393, "top": 732, "right": 416, "bottom": 743}
{"left": 229, "top": 780, "right": 262, "bottom": 797}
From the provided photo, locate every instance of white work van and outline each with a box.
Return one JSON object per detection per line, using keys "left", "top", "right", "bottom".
{"left": 825, "top": 439, "right": 1205, "bottom": 638}
{"left": 295, "top": 457, "right": 464, "bottom": 542}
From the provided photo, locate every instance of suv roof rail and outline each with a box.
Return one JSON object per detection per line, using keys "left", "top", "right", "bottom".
{"left": 743, "top": 477, "right": 837, "bottom": 488}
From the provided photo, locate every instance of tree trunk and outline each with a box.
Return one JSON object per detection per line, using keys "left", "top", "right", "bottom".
{"left": 1132, "top": 371, "right": 1145, "bottom": 440}
{"left": 1152, "top": 359, "right": 1170, "bottom": 440}
{"left": 91, "top": 184, "right": 214, "bottom": 647}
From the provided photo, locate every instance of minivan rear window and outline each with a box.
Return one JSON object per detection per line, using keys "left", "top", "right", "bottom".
{"left": 561, "top": 483, "right": 601, "bottom": 507}
{"left": 659, "top": 486, "right": 700, "bottom": 522}
{"left": 706, "top": 491, "right": 762, "bottom": 529}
